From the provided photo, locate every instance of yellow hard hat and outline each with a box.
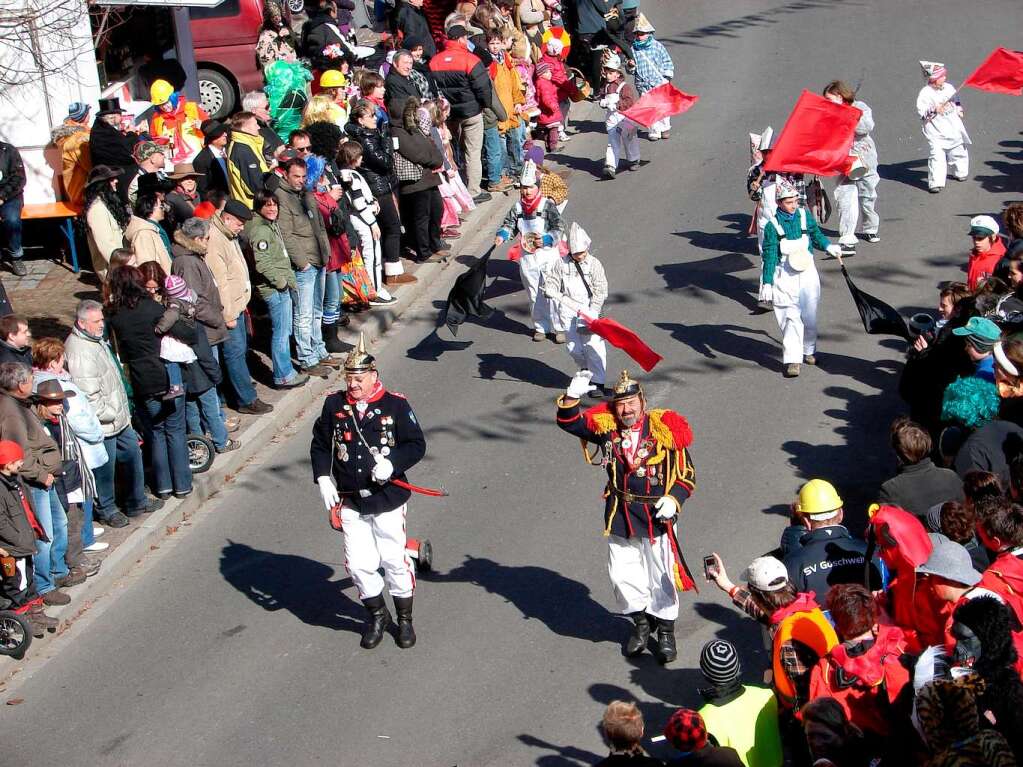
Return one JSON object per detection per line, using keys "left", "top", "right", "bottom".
{"left": 150, "top": 79, "right": 175, "bottom": 106}
{"left": 794, "top": 479, "right": 843, "bottom": 517}
{"left": 319, "top": 69, "right": 347, "bottom": 88}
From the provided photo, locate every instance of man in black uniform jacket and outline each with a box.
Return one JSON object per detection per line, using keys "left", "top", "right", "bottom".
{"left": 310, "top": 334, "right": 426, "bottom": 649}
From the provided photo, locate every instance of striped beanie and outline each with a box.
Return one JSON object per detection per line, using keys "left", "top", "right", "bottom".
{"left": 699, "top": 639, "right": 740, "bottom": 687}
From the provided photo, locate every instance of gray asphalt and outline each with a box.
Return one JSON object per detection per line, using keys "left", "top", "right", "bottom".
{"left": 5, "top": 1, "right": 1023, "bottom": 764}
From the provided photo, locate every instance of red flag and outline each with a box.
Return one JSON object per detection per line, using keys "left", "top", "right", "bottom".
{"left": 764, "top": 90, "right": 862, "bottom": 177}
{"left": 621, "top": 83, "right": 699, "bottom": 129}
{"left": 583, "top": 316, "right": 662, "bottom": 372}
{"left": 963, "top": 47, "right": 1023, "bottom": 95}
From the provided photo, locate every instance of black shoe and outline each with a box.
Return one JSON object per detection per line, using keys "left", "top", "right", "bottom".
{"left": 173, "top": 489, "right": 192, "bottom": 499}
{"left": 99, "top": 511, "right": 130, "bottom": 528}
{"left": 322, "top": 323, "right": 347, "bottom": 354}
{"left": 337, "top": 314, "right": 351, "bottom": 328}
{"left": 472, "top": 192, "right": 492, "bottom": 204}
{"left": 9, "top": 259, "right": 27, "bottom": 277}
{"left": 300, "top": 363, "right": 332, "bottom": 379}
{"left": 57, "top": 567, "right": 87, "bottom": 588}
{"left": 624, "top": 612, "right": 651, "bottom": 657}
{"left": 360, "top": 594, "right": 393, "bottom": 649}
{"left": 237, "top": 398, "right": 273, "bottom": 415}
{"left": 653, "top": 618, "right": 677, "bottom": 664}
{"left": 393, "top": 595, "right": 416, "bottom": 649}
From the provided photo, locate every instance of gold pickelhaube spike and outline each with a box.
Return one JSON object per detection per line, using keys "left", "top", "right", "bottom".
{"left": 343, "top": 332, "right": 376, "bottom": 373}
{"left": 612, "top": 369, "right": 642, "bottom": 401}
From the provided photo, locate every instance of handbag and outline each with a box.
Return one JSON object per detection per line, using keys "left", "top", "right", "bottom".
{"left": 393, "top": 150, "right": 423, "bottom": 183}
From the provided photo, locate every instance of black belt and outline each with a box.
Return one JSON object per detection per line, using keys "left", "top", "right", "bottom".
{"left": 609, "top": 487, "right": 661, "bottom": 503}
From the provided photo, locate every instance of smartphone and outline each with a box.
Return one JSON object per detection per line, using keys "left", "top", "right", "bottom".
{"left": 703, "top": 555, "right": 719, "bottom": 580}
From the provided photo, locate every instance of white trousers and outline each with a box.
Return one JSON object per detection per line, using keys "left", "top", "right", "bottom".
{"left": 927, "top": 142, "right": 969, "bottom": 189}
{"left": 607, "top": 534, "right": 679, "bottom": 620}
{"left": 352, "top": 218, "right": 383, "bottom": 294}
{"left": 833, "top": 172, "right": 880, "bottom": 245}
{"left": 341, "top": 503, "right": 415, "bottom": 600}
{"left": 565, "top": 316, "right": 608, "bottom": 385}
{"left": 772, "top": 262, "right": 821, "bottom": 364}
{"left": 648, "top": 116, "right": 671, "bottom": 138}
{"left": 605, "top": 122, "right": 640, "bottom": 169}
{"left": 519, "top": 246, "right": 561, "bottom": 333}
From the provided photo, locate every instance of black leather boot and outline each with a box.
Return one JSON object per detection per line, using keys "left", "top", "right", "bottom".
{"left": 360, "top": 594, "right": 392, "bottom": 649}
{"left": 624, "top": 612, "right": 651, "bottom": 657}
{"left": 322, "top": 322, "right": 347, "bottom": 354}
{"left": 653, "top": 618, "right": 677, "bottom": 664}
{"left": 393, "top": 596, "right": 416, "bottom": 648}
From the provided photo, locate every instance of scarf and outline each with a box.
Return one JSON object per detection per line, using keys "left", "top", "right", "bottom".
{"left": 345, "top": 380, "right": 385, "bottom": 408}
{"left": 632, "top": 36, "right": 652, "bottom": 50}
{"left": 768, "top": 591, "right": 821, "bottom": 626}
{"left": 520, "top": 189, "right": 543, "bottom": 216}
{"left": 50, "top": 410, "right": 97, "bottom": 502}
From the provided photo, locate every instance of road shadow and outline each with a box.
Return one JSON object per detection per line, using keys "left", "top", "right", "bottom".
{"left": 657, "top": 0, "right": 851, "bottom": 49}
{"left": 878, "top": 158, "right": 928, "bottom": 192}
{"left": 406, "top": 327, "right": 473, "bottom": 362}
{"left": 655, "top": 251, "right": 761, "bottom": 313}
{"left": 436, "top": 555, "right": 628, "bottom": 645}
{"left": 655, "top": 321, "right": 783, "bottom": 374}
{"left": 218, "top": 540, "right": 364, "bottom": 636}
{"left": 478, "top": 352, "right": 573, "bottom": 389}
{"left": 517, "top": 734, "right": 603, "bottom": 767}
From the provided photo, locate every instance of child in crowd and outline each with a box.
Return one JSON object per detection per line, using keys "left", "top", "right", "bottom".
{"left": 538, "top": 37, "right": 579, "bottom": 137}
{"left": 534, "top": 62, "right": 562, "bottom": 151}
{"left": 152, "top": 273, "right": 196, "bottom": 400}
{"left": 965, "top": 214, "right": 1006, "bottom": 291}
{"left": 488, "top": 32, "right": 527, "bottom": 188}
{"left": 337, "top": 140, "right": 395, "bottom": 306}
{"left": 597, "top": 53, "right": 639, "bottom": 179}
{"left": 509, "top": 35, "right": 540, "bottom": 125}
{"left": 631, "top": 13, "right": 674, "bottom": 140}
{"left": 594, "top": 700, "right": 662, "bottom": 767}
{"left": 358, "top": 70, "right": 390, "bottom": 129}
{"left": 433, "top": 98, "right": 476, "bottom": 230}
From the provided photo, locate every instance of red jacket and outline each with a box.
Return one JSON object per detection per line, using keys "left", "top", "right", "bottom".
{"left": 539, "top": 52, "right": 580, "bottom": 103}
{"left": 535, "top": 76, "right": 562, "bottom": 126}
{"left": 966, "top": 237, "right": 1006, "bottom": 291}
{"left": 808, "top": 625, "right": 910, "bottom": 738}
{"left": 978, "top": 550, "right": 1023, "bottom": 672}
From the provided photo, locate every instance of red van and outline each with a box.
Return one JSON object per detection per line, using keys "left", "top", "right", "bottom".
{"left": 190, "top": 0, "right": 266, "bottom": 118}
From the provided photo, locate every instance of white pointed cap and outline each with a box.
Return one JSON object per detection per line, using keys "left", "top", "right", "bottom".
{"left": 759, "top": 126, "right": 774, "bottom": 150}
{"left": 919, "top": 60, "right": 946, "bottom": 79}
{"left": 520, "top": 159, "right": 538, "bottom": 188}
{"left": 602, "top": 52, "right": 622, "bottom": 71}
{"left": 568, "top": 222, "right": 591, "bottom": 254}
{"left": 775, "top": 179, "right": 799, "bottom": 201}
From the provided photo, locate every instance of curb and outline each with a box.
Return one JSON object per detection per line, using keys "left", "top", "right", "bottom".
{"left": 0, "top": 190, "right": 510, "bottom": 679}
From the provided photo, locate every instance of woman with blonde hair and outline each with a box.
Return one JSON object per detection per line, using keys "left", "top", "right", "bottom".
{"left": 301, "top": 92, "right": 346, "bottom": 128}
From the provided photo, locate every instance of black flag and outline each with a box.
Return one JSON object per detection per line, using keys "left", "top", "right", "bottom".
{"left": 840, "top": 263, "right": 912, "bottom": 341}
{"left": 443, "top": 245, "right": 496, "bottom": 336}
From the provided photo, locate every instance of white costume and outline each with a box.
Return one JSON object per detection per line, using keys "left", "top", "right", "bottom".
{"left": 833, "top": 100, "right": 880, "bottom": 246}
{"left": 340, "top": 503, "right": 415, "bottom": 598}
{"left": 916, "top": 61, "right": 970, "bottom": 190}
{"left": 598, "top": 54, "right": 640, "bottom": 174}
{"left": 544, "top": 223, "right": 609, "bottom": 387}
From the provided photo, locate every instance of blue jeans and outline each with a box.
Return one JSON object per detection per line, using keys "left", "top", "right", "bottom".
{"left": 483, "top": 126, "right": 504, "bottom": 186}
{"left": 139, "top": 395, "right": 192, "bottom": 495}
{"left": 220, "top": 313, "right": 258, "bottom": 406}
{"left": 503, "top": 125, "right": 525, "bottom": 177}
{"left": 293, "top": 266, "right": 327, "bottom": 368}
{"left": 1, "top": 197, "right": 23, "bottom": 261}
{"left": 82, "top": 499, "right": 95, "bottom": 548}
{"left": 94, "top": 426, "right": 148, "bottom": 516}
{"left": 265, "top": 288, "right": 299, "bottom": 384}
{"left": 186, "top": 385, "right": 229, "bottom": 449}
{"left": 29, "top": 486, "right": 68, "bottom": 595}
{"left": 323, "top": 271, "right": 341, "bottom": 326}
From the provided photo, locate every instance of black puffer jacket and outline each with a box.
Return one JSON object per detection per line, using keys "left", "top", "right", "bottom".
{"left": 106, "top": 298, "right": 171, "bottom": 400}
{"left": 0, "top": 472, "right": 40, "bottom": 557}
{"left": 346, "top": 122, "right": 398, "bottom": 197}
{"left": 0, "top": 142, "right": 26, "bottom": 202}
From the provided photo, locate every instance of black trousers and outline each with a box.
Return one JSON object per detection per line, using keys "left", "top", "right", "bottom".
{"left": 399, "top": 186, "right": 442, "bottom": 260}
{"left": 374, "top": 191, "right": 402, "bottom": 266}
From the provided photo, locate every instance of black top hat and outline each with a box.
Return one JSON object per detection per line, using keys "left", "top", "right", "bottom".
{"left": 96, "top": 97, "right": 125, "bottom": 116}
{"left": 201, "top": 119, "right": 230, "bottom": 144}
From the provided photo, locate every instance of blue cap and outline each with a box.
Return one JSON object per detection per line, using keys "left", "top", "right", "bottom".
{"left": 952, "top": 316, "right": 1001, "bottom": 346}
{"left": 68, "top": 102, "right": 90, "bottom": 122}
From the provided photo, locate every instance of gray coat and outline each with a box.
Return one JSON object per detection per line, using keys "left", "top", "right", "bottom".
{"left": 170, "top": 232, "right": 229, "bottom": 346}
{"left": 276, "top": 183, "right": 331, "bottom": 271}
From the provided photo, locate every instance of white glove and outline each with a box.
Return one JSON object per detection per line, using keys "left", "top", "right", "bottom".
{"left": 317, "top": 476, "right": 339, "bottom": 510}
{"left": 566, "top": 370, "right": 594, "bottom": 399}
{"left": 826, "top": 244, "right": 842, "bottom": 258}
{"left": 372, "top": 457, "right": 394, "bottom": 484}
{"left": 758, "top": 283, "right": 773, "bottom": 303}
{"left": 654, "top": 496, "right": 679, "bottom": 520}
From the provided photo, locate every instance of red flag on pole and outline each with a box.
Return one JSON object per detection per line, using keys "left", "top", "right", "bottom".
{"left": 963, "top": 47, "right": 1023, "bottom": 95}
{"left": 583, "top": 316, "right": 663, "bottom": 372}
{"left": 763, "top": 90, "right": 862, "bottom": 177}
{"left": 621, "top": 83, "right": 699, "bottom": 129}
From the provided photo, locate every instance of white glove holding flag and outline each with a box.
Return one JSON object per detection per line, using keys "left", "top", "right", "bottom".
{"left": 826, "top": 244, "right": 842, "bottom": 258}
{"left": 758, "top": 283, "right": 773, "bottom": 303}
{"left": 372, "top": 457, "right": 394, "bottom": 484}
{"left": 566, "top": 370, "right": 594, "bottom": 399}
{"left": 317, "top": 476, "right": 339, "bottom": 510}
{"left": 654, "top": 496, "right": 679, "bottom": 520}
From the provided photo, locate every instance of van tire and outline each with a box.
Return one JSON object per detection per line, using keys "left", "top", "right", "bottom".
{"left": 198, "top": 68, "right": 236, "bottom": 120}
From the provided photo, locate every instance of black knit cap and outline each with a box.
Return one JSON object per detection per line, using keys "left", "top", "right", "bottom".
{"left": 699, "top": 639, "right": 741, "bottom": 687}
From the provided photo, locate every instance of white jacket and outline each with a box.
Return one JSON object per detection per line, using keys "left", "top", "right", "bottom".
{"left": 64, "top": 326, "right": 132, "bottom": 438}
{"left": 33, "top": 370, "right": 109, "bottom": 470}
{"left": 544, "top": 253, "right": 608, "bottom": 316}
{"left": 916, "top": 83, "right": 971, "bottom": 149}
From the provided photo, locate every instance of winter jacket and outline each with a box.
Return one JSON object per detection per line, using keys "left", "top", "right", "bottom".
{"left": 0, "top": 473, "right": 39, "bottom": 557}
{"left": 490, "top": 58, "right": 525, "bottom": 132}
{"left": 877, "top": 458, "right": 964, "bottom": 518}
{"left": 124, "top": 216, "right": 173, "bottom": 274}
{"left": 245, "top": 214, "right": 296, "bottom": 300}
{"left": 954, "top": 419, "right": 1023, "bottom": 488}
{"left": 206, "top": 215, "right": 252, "bottom": 322}
{"left": 106, "top": 298, "right": 171, "bottom": 400}
{"left": 302, "top": 11, "right": 355, "bottom": 69}
{"left": 397, "top": 4, "right": 436, "bottom": 58}
{"left": 33, "top": 371, "right": 108, "bottom": 471}
{"left": 257, "top": 118, "right": 284, "bottom": 164}
{"left": 967, "top": 238, "right": 1006, "bottom": 291}
{"left": 783, "top": 525, "right": 884, "bottom": 598}
{"left": 574, "top": 0, "right": 617, "bottom": 35}
{"left": 170, "top": 231, "right": 229, "bottom": 346}
{"left": 535, "top": 76, "right": 562, "bottom": 126}
{"left": 64, "top": 325, "right": 132, "bottom": 438}
{"left": 227, "top": 131, "right": 268, "bottom": 208}
{"left": 539, "top": 52, "right": 580, "bottom": 103}
{"left": 346, "top": 122, "right": 398, "bottom": 197}
{"left": 85, "top": 198, "right": 125, "bottom": 280}
{"left": 276, "top": 182, "right": 332, "bottom": 270}
{"left": 165, "top": 190, "right": 197, "bottom": 225}
{"left": 0, "top": 391, "right": 61, "bottom": 488}
{"left": 0, "top": 142, "right": 26, "bottom": 203}
{"left": 632, "top": 36, "right": 673, "bottom": 93}
{"left": 193, "top": 146, "right": 230, "bottom": 197}
{"left": 392, "top": 124, "right": 444, "bottom": 195}
{"left": 385, "top": 70, "right": 423, "bottom": 121}
{"left": 51, "top": 122, "right": 91, "bottom": 208}
{"left": 0, "top": 339, "right": 31, "bottom": 367}
{"left": 87, "top": 119, "right": 136, "bottom": 172}
{"left": 429, "top": 41, "right": 497, "bottom": 120}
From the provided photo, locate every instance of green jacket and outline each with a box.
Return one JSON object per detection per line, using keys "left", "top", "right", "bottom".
{"left": 761, "top": 207, "right": 831, "bottom": 286}
{"left": 245, "top": 214, "right": 297, "bottom": 300}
